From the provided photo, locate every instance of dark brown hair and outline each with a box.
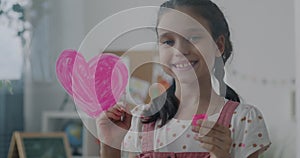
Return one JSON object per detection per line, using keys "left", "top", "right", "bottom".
{"left": 142, "top": 0, "right": 240, "bottom": 127}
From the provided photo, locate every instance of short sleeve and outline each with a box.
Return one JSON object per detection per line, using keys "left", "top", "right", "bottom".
{"left": 122, "top": 105, "right": 149, "bottom": 154}
{"left": 230, "top": 105, "right": 271, "bottom": 157}
{"left": 122, "top": 115, "right": 143, "bottom": 154}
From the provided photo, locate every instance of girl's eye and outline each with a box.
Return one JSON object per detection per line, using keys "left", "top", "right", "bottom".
{"left": 162, "top": 40, "right": 175, "bottom": 46}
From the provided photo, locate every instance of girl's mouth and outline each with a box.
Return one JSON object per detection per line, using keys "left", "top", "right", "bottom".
{"left": 172, "top": 61, "right": 198, "bottom": 71}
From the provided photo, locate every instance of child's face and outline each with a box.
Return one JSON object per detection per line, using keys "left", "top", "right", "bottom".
{"left": 157, "top": 7, "right": 221, "bottom": 84}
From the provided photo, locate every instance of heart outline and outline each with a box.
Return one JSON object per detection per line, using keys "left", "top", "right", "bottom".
{"left": 56, "top": 49, "right": 128, "bottom": 118}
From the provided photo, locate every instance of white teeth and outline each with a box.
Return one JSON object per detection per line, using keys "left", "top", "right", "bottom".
{"left": 174, "top": 62, "right": 191, "bottom": 68}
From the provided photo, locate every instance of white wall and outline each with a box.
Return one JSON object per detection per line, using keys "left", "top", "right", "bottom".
{"left": 296, "top": 0, "right": 300, "bottom": 157}
{"left": 25, "top": 0, "right": 297, "bottom": 157}
{"left": 216, "top": 0, "right": 296, "bottom": 157}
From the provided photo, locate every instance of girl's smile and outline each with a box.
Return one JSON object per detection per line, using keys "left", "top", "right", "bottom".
{"left": 171, "top": 60, "right": 198, "bottom": 71}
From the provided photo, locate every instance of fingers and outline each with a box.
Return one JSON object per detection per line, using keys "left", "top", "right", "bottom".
{"left": 198, "top": 140, "right": 231, "bottom": 158}
{"left": 116, "top": 102, "right": 133, "bottom": 115}
{"left": 192, "top": 126, "right": 232, "bottom": 150}
{"left": 192, "top": 127, "right": 231, "bottom": 143}
{"left": 194, "top": 135, "right": 232, "bottom": 153}
{"left": 106, "top": 104, "right": 127, "bottom": 121}
{"left": 192, "top": 120, "right": 232, "bottom": 157}
{"left": 192, "top": 120, "right": 231, "bottom": 136}
{"left": 192, "top": 120, "right": 232, "bottom": 144}
{"left": 117, "top": 103, "right": 133, "bottom": 122}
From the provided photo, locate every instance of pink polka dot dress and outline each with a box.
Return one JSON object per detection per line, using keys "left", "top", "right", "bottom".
{"left": 122, "top": 100, "right": 271, "bottom": 157}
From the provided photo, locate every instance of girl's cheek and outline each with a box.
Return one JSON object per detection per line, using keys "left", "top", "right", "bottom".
{"left": 159, "top": 48, "right": 176, "bottom": 76}
{"left": 159, "top": 54, "right": 171, "bottom": 68}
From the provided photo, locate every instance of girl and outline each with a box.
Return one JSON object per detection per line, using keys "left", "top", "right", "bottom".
{"left": 97, "top": 0, "right": 271, "bottom": 158}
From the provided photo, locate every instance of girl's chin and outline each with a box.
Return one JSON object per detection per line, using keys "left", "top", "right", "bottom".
{"left": 174, "top": 72, "right": 199, "bottom": 83}
{"left": 172, "top": 66, "right": 199, "bottom": 78}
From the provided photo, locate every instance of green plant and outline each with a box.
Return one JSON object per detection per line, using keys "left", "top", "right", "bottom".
{"left": 0, "top": 80, "right": 13, "bottom": 94}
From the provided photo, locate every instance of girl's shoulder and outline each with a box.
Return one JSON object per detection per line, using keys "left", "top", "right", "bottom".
{"left": 219, "top": 100, "right": 266, "bottom": 125}
{"left": 232, "top": 101, "right": 265, "bottom": 119}
{"left": 230, "top": 101, "right": 269, "bottom": 129}
{"left": 229, "top": 102, "right": 271, "bottom": 157}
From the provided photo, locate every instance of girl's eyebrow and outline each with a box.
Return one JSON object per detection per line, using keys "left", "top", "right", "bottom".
{"left": 158, "top": 28, "right": 206, "bottom": 37}
{"left": 185, "top": 28, "right": 206, "bottom": 33}
{"left": 158, "top": 32, "right": 173, "bottom": 38}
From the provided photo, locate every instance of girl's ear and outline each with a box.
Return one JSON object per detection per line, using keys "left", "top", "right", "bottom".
{"left": 215, "top": 35, "right": 225, "bottom": 57}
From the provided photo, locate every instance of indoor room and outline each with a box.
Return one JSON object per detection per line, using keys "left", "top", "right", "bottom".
{"left": 1, "top": 0, "right": 299, "bottom": 158}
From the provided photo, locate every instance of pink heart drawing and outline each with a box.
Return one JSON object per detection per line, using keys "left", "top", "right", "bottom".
{"left": 56, "top": 49, "right": 128, "bottom": 118}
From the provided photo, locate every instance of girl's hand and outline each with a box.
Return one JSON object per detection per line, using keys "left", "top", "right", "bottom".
{"left": 192, "top": 120, "right": 232, "bottom": 158}
{"left": 96, "top": 103, "right": 132, "bottom": 149}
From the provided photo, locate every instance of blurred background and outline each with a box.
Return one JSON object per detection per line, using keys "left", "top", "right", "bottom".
{"left": 0, "top": 0, "right": 299, "bottom": 158}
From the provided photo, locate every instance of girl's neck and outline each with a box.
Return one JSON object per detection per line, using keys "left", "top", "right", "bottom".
{"left": 174, "top": 77, "right": 225, "bottom": 120}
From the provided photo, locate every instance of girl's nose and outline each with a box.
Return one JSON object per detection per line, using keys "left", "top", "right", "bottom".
{"left": 173, "top": 38, "right": 192, "bottom": 56}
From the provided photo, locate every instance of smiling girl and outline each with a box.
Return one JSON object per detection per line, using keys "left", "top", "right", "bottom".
{"left": 97, "top": 1, "right": 271, "bottom": 158}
